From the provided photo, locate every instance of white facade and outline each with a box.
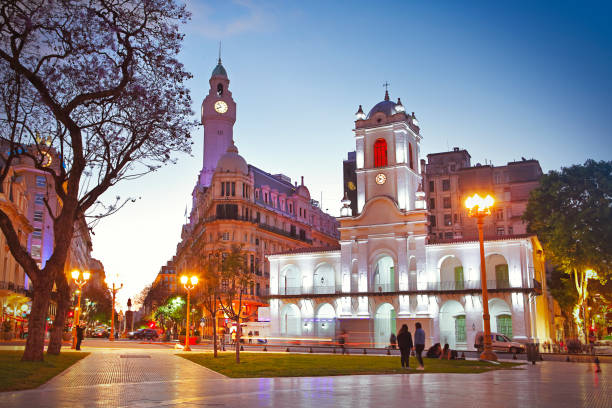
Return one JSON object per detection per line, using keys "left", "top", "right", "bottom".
{"left": 267, "top": 93, "right": 553, "bottom": 349}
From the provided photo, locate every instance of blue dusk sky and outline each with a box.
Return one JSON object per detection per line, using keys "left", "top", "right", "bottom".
{"left": 92, "top": 0, "right": 612, "bottom": 306}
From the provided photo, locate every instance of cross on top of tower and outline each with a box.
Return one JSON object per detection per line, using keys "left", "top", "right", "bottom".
{"left": 383, "top": 81, "right": 390, "bottom": 101}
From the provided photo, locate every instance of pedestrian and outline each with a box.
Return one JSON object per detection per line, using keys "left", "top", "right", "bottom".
{"left": 248, "top": 331, "right": 253, "bottom": 344}
{"left": 231, "top": 330, "right": 236, "bottom": 345}
{"left": 389, "top": 332, "right": 397, "bottom": 349}
{"left": 440, "top": 343, "right": 452, "bottom": 360}
{"left": 594, "top": 356, "right": 601, "bottom": 373}
{"left": 396, "top": 324, "right": 413, "bottom": 369}
{"left": 338, "top": 330, "right": 347, "bottom": 354}
{"left": 76, "top": 324, "right": 85, "bottom": 350}
{"left": 414, "top": 322, "right": 426, "bottom": 370}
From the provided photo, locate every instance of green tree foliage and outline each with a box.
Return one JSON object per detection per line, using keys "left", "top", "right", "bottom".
{"left": 524, "top": 159, "right": 612, "bottom": 282}
{"left": 154, "top": 296, "right": 185, "bottom": 332}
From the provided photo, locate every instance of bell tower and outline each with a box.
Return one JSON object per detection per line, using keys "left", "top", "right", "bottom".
{"left": 199, "top": 58, "right": 237, "bottom": 187}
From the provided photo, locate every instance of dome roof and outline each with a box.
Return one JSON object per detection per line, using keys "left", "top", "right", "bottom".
{"left": 216, "top": 143, "right": 248, "bottom": 175}
{"left": 296, "top": 185, "right": 310, "bottom": 199}
{"left": 211, "top": 61, "right": 227, "bottom": 78}
{"left": 367, "top": 100, "right": 398, "bottom": 119}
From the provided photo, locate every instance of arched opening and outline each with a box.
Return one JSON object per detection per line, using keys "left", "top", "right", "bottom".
{"left": 280, "top": 304, "right": 301, "bottom": 336}
{"left": 374, "top": 138, "right": 388, "bottom": 167}
{"left": 439, "top": 256, "right": 464, "bottom": 290}
{"left": 374, "top": 303, "right": 396, "bottom": 348}
{"left": 315, "top": 303, "right": 336, "bottom": 339}
{"left": 217, "top": 83, "right": 224, "bottom": 96}
{"left": 409, "top": 143, "right": 414, "bottom": 170}
{"left": 486, "top": 254, "right": 509, "bottom": 289}
{"left": 373, "top": 255, "right": 394, "bottom": 293}
{"left": 313, "top": 263, "right": 335, "bottom": 294}
{"left": 439, "top": 300, "right": 466, "bottom": 349}
{"left": 280, "top": 265, "right": 300, "bottom": 295}
{"left": 489, "top": 298, "right": 512, "bottom": 338}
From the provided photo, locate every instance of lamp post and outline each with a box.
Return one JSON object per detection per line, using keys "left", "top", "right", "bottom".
{"left": 465, "top": 193, "right": 498, "bottom": 362}
{"left": 70, "top": 270, "right": 90, "bottom": 349}
{"left": 583, "top": 269, "right": 598, "bottom": 344}
{"left": 105, "top": 275, "right": 123, "bottom": 342}
{"left": 180, "top": 275, "right": 199, "bottom": 351}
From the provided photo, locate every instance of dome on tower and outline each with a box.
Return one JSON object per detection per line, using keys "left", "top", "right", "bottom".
{"left": 216, "top": 143, "right": 248, "bottom": 175}
{"left": 366, "top": 90, "right": 402, "bottom": 119}
{"left": 211, "top": 61, "right": 227, "bottom": 78}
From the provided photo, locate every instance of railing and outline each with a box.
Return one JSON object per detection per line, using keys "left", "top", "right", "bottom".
{"left": 372, "top": 283, "right": 395, "bottom": 293}
{"left": 279, "top": 286, "right": 340, "bottom": 295}
{"left": 201, "top": 215, "right": 313, "bottom": 244}
{"left": 0, "top": 281, "right": 27, "bottom": 294}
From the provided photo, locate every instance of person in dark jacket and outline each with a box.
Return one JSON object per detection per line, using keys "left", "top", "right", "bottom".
{"left": 396, "top": 324, "right": 413, "bottom": 369}
{"left": 414, "top": 322, "right": 426, "bottom": 370}
{"left": 389, "top": 333, "right": 397, "bottom": 349}
{"left": 76, "top": 324, "right": 85, "bottom": 351}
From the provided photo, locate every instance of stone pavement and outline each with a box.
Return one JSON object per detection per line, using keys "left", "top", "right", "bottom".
{"left": 0, "top": 347, "right": 609, "bottom": 408}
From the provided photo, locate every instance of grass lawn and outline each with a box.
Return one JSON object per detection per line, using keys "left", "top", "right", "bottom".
{"left": 0, "top": 350, "right": 89, "bottom": 392}
{"left": 180, "top": 352, "right": 522, "bottom": 378}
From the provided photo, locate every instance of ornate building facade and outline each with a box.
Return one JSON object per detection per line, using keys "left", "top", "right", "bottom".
{"left": 267, "top": 92, "right": 554, "bottom": 349}
{"left": 172, "top": 60, "right": 339, "bottom": 330}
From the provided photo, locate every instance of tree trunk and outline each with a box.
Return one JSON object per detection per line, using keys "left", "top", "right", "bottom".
{"left": 212, "top": 309, "right": 218, "bottom": 358}
{"left": 47, "top": 280, "right": 70, "bottom": 355}
{"left": 235, "top": 316, "right": 240, "bottom": 364}
{"left": 22, "top": 283, "right": 52, "bottom": 361}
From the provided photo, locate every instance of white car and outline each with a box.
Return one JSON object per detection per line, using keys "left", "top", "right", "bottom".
{"left": 474, "top": 331, "right": 526, "bottom": 354}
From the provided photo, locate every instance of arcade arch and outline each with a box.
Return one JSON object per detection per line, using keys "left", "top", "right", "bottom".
{"left": 439, "top": 300, "right": 466, "bottom": 349}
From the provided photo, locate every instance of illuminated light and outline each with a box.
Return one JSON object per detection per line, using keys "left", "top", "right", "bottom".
{"left": 465, "top": 193, "right": 495, "bottom": 216}
{"left": 71, "top": 270, "right": 80, "bottom": 280}
{"left": 190, "top": 276, "right": 198, "bottom": 285}
{"left": 180, "top": 275, "right": 188, "bottom": 285}
{"left": 585, "top": 269, "right": 598, "bottom": 280}
{"left": 83, "top": 271, "right": 91, "bottom": 280}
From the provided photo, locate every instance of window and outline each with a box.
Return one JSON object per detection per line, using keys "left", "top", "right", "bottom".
{"left": 35, "top": 176, "right": 46, "bottom": 187}
{"left": 225, "top": 182, "right": 231, "bottom": 196}
{"left": 442, "top": 179, "right": 450, "bottom": 191}
{"left": 34, "top": 211, "right": 43, "bottom": 222}
{"left": 429, "top": 198, "right": 435, "bottom": 209}
{"left": 408, "top": 143, "right": 414, "bottom": 170}
{"left": 496, "top": 315, "right": 513, "bottom": 338}
{"left": 231, "top": 182, "right": 235, "bottom": 196}
{"left": 455, "top": 315, "right": 466, "bottom": 343}
{"left": 30, "top": 244, "right": 41, "bottom": 259}
{"left": 290, "top": 225, "right": 296, "bottom": 236}
{"left": 429, "top": 180, "right": 435, "bottom": 192}
{"left": 250, "top": 255, "right": 254, "bottom": 273}
{"left": 222, "top": 232, "right": 230, "bottom": 241}
{"left": 429, "top": 215, "right": 436, "bottom": 227}
{"left": 454, "top": 266, "right": 464, "bottom": 290}
{"left": 494, "top": 173, "right": 502, "bottom": 184}
{"left": 443, "top": 197, "right": 451, "bottom": 208}
{"left": 495, "top": 264, "right": 509, "bottom": 287}
{"left": 496, "top": 227, "right": 505, "bottom": 236}
{"left": 444, "top": 232, "right": 454, "bottom": 240}
{"left": 373, "top": 138, "right": 388, "bottom": 167}
{"left": 444, "top": 214, "right": 452, "bottom": 226}
{"left": 32, "top": 228, "right": 42, "bottom": 238}
{"left": 450, "top": 164, "right": 456, "bottom": 172}
{"left": 496, "top": 209, "right": 504, "bottom": 220}
{"left": 221, "top": 182, "right": 225, "bottom": 196}
{"left": 35, "top": 194, "right": 44, "bottom": 205}
{"left": 508, "top": 226, "right": 513, "bottom": 235}
{"left": 454, "top": 214, "right": 458, "bottom": 224}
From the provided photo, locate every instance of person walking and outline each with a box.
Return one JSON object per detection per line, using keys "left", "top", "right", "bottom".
{"left": 389, "top": 332, "right": 397, "bottom": 349}
{"left": 414, "top": 322, "right": 426, "bottom": 370}
{"left": 396, "top": 324, "right": 413, "bottom": 369}
{"left": 76, "top": 324, "right": 85, "bottom": 351}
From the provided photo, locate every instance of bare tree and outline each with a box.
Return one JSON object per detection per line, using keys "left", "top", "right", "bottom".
{"left": 216, "top": 244, "right": 251, "bottom": 364}
{"left": 0, "top": 0, "right": 194, "bottom": 361}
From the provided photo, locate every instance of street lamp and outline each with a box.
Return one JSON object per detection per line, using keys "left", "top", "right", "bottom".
{"left": 70, "top": 270, "right": 90, "bottom": 349}
{"left": 180, "top": 275, "right": 199, "bottom": 351}
{"left": 465, "top": 193, "right": 498, "bottom": 361}
{"left": 105, "top": 274, "right": 123, "bottom": 342}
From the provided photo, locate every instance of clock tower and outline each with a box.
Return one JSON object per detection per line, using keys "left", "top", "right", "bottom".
{"left": 199, "top": 58, "right": 237, "bottom": 187}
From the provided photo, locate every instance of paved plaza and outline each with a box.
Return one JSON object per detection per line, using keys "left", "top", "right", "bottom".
{"left": 0, "top": 345, "right": 609, "bottom": 408}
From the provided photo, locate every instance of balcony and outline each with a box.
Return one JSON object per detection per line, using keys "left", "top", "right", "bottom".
{"left": 0, "top": 281, "right": 28, "bottom": 295}
{"left": 268, "top": 279, "right": 538, "bottom": 299}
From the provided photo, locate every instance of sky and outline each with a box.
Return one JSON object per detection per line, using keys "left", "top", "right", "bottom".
{"left": 91, "top": 0, "right": 612, "bottom": 309}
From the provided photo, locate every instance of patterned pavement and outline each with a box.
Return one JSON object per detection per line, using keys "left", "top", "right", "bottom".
{"left": 0, "top": 347, "right": 609, "bottom": 407}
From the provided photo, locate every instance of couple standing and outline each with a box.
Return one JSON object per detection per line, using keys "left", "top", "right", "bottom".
{"left": 396, "top": 322, "right": 425, "bottom": 370}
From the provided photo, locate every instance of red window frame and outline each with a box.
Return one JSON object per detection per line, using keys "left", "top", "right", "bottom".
{"left": 374, "top": 138, "right": 388, "bottom": 167}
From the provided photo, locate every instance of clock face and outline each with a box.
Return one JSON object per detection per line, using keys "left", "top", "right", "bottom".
{"left": 41, "top": 152, "right": 52, "bottom": 167}
{"left": 347, "top": 181, "right": 356, "bottom": 191}
{"left": 375, "top": 173, "right": 386, "bottom": 185}
{"left": 214, "top": 100, "right": 228, "bottom": 114}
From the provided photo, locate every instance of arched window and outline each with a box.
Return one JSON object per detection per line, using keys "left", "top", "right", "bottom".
{"left": 217, "top": 83, "right": 223, "bottom": 96}
{"left": 374, "top": 138, "right": 387, "bottom": 167}
{"left": 409, "top": 143, "right": 414, "bottom": 170}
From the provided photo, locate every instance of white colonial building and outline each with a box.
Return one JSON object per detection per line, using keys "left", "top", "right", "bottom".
{"left": 267, "top": 92, "right": 554, "bottom": 349}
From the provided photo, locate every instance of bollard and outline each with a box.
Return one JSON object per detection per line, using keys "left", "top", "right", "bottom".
{"left": 387, "top": 348, "right": 390, "bottom": 355}
{"left": 363, "top": 348, "right": 367, "bottom": 355}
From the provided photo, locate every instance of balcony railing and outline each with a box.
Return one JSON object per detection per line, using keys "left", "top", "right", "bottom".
{"left": 272, "top": 279, "right": 536, "bottom": 297}
{"left": 0, "top": 281, "right": 27, "bottom": 295}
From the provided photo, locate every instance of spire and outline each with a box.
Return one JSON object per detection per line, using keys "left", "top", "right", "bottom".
{"left": 383, "top": 81, "right": 390, "bottom": 101}
{"left": 218, "top": 41, "right": 222, "bottom": 64}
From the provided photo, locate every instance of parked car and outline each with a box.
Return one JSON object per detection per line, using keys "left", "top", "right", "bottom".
{"left": 593, "top": 340, "right": 612, "bottom": 355}
{"left": 474, "top": 331, "right": 526, "bottom": 353}
{"left": 90, "top": 328, "right": 109, "bottom": 338}
{"left": 128, "top": 328, "right": 159, "bottom": 340}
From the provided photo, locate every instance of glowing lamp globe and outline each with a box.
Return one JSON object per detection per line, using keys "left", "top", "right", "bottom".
{"left": 190, "top": 276, "right": 199, "bottom": 285}
{"left": 465, "top": 193, "right": 495, "bottom": 217}
{"left": 71, "top": 270, "right": 80, "bottom": 280}
{"left": 180, "top": 275, "right": 188, "bottom": 285}
{"left": 83, "top": 271, "right": 91, "bottom": 280}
